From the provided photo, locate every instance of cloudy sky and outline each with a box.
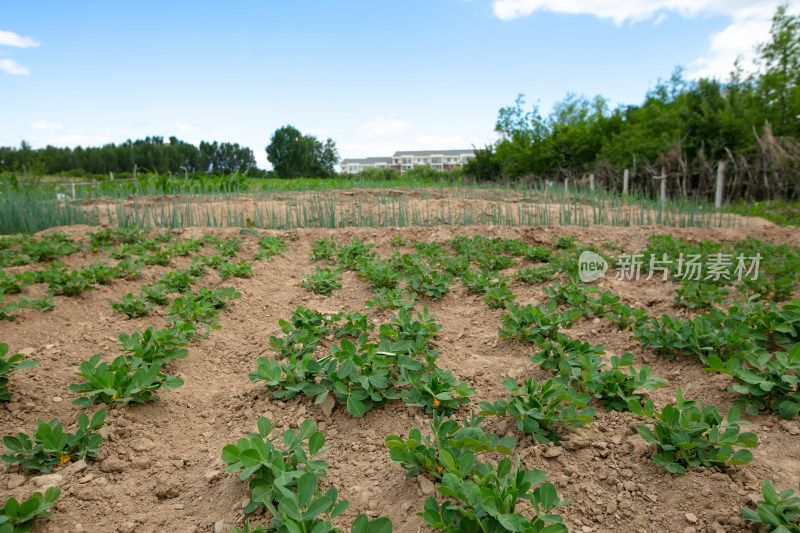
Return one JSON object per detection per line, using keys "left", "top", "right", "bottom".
{"left": 0, "top": 0, "right": 792, "bottom": 168}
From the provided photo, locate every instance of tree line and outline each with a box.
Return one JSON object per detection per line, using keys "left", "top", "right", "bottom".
{"left": 0, "top": 136, "right": 257, "bottom": 178}
{"left": 464, "top": 4, "right": 800, "bottom": 201}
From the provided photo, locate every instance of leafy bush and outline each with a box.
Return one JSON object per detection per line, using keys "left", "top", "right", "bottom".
{"left": 2, "top": 411, "right": 106, "bottom": 472}
{"left": 256, "top": 236, "right": 288, "bottom": 259}
{"left": 219, "top": 260, "right": 253, "bottom": 279}
{"left": 628, "top": 387, "right": 759, "bottom": 474}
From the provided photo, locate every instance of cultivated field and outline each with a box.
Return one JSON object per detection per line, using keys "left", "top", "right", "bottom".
{"left": 1, "top": 217, "right": 798, "bottom": 533}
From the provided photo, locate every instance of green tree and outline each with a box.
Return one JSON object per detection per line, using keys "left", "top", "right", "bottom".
{"left": 265, "top": 125, "right": 338, "bottom": 178}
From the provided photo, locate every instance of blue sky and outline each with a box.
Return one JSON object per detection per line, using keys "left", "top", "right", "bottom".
{"left": 0, "top": 0, "right": 790, "bottom": 169}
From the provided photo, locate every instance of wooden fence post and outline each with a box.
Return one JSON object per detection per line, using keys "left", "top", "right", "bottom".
{"left": 623, "top": 168, "right": 629, "bottom": 195}
{"left": 589, "top": 173, "right": 595, "bottom": 191}
{"left": 715, "top": 161, "right": 725, "bottom": 209}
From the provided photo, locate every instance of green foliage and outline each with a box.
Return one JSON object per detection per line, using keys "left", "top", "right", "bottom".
{"left": 422, "top": 463, "right": 569, "bottom": 533}
{"left": 385, "top": 412, "right": 515, "bottom": 481}
{"left": 255, "top": 236, "right": 288, "bottom": 259}
{"left": 160, "top": 269, "right": 196, "bottom": 293}
{"left": 0, "top": 297, "right": 24, "bottom": 321}
{"left": 401, "top": 367, "right": 474, "bottom": 415}
{"left": 336, "top": 238, "right": 376, "bottom": 270}
{"left": 219, "top": 259, "right": 253, "bottom": 279}
{"left": 109, "top": 293, "right": 153, "bottom": 318}
{"left": 117, "top": 324, "right": 193, "bottom": 365}
{"left": 365, "top": 287, "right": 418, "bottom": 313}
{"left": 704, "top": 342, "right": 800, "bottom": 418}
{"left": 628, "top": 387, "right": 759, "bottom": 474}
{"left": 47, "top": 270, "right": 93, "bottom": 297}
{"left": 266, "top": 125, "right": 338, "bottom": 179}
{"left": 311, "top": 237, "right": 339, "bottom": 263}
{"left": 513, "top": 266, "right": 555, "bottom": 284}
{"left": 357, "top": 259, "right": 401, "bottom": 290}
{"left": 0, "top": 344, "right": 39, "bottom": 401}
{"left": 479, "top": 377, "right": 595, "bottom": 444}
{"left": 81, "top": 260, "right": 120, "bottom": 285}
{"left": 301, "top": 267, "right": 342, "bottom": 295}
{"left": 498, "top": 301, "right": 580, "bottom": 343}
{"left": 27, "top": 295, "right": 57, "bottom": 312}
{"left": 2, "top": 410, "right": 106, "bottom": 472}
{"left": 68, "top": 354, "right": 184, "bottom": 406}
{"left": 0, "top": 487, "right": 62, "bottom": 533}
{"left": 140, "top": 284, "right": 169, "bottom": 305}
{"left": 741, "top": 478, "right": 800, "bottom": 532}
{"left": 405, "top": 271, "right": 453, "bottom": 299}
{"left": 221, "top": 417, "right": 330, "bottom": 514}
{"left": 584, "top": 353, "right": 665, "bottom": 412}
{"left": 482, "top": 285, "right": 517, "bottom": 309}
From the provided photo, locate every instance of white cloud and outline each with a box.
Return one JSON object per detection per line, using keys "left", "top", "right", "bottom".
{"left": 30, "top": 120, "right": 64, "bottom": 131}
{"left": 0, "top": 58, "right": 29, "bottom": 75}
{"left": 176, "top": 121, "right": 201, "bottom": 133}
{"left": 490, "top": 0, "right": 789, "bottom": 79}
{"left": 359, "top": 115, "right": 415, "bottom": 138}
{"left": 0, "top": 30, "right": 40, "bottom": 48}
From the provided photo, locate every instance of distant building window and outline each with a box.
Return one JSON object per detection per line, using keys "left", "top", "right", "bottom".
{"left": 348, "top": 165, "right": 359, "bottom": 173}
{"left": 431, "top": 157, "right": 442, "bottom": 163}
{"left": 432, "top": 164, "right": 442, "bottom": 170}
{"left": 401, "top": 157, "right": 412, "bottom": 164}
{"left": 375, "top": 164, "right": 385, "bottom": 169}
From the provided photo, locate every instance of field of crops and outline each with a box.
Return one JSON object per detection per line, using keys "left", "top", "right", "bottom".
{"left": 1, "top": 218, "right": 799, "bottom": 532}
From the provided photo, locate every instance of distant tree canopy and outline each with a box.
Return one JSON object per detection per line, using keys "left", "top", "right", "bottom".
{"left": 265, "top": 125, "right": 339, "bottom": 179}
{"left": 0, "top": 136, "right": 257, "bottom": 177}
{"left": 465, "top": 3, "right": 800, "bottom": 200}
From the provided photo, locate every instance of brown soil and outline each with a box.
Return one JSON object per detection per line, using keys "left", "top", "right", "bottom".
{"left": 1, "top": 221, "right": 799, "bottom": 533}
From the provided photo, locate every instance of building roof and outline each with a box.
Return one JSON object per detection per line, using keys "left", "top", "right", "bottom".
{"left": 340, "top": 156, "right": 393, "bottom": 165}
{"left": 392, "top": 149, "right": 474, "bottom": 157}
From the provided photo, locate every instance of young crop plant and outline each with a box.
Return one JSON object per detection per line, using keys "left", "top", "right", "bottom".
{"left": 0, "top": 297, "right": 25, "bottom": 321}
{"left": 160, "top": 269, "right": 196, "bottom": 293}
{"left": 513, "top": 266, "right": 555, "bottom": 284}
{"left": 109, "top": 293, "right": 153, "bottom": 318}
{"left": 628, "top": 387, "right": 759, "bottom": 474}
{"left": 365, "top": 287, "right": 418, "bottom": 313}
{"left": 1, "top": 344, "right": 40, "bottom": 401}
{"left": 405, "top": 271, "right": 453, "bottom": 299}
{"left": 301, "top": 267, "right": 342, "bottom": 295}
{"left": 336, "top": 238, "right": 376, "bottom": 270}
{"left": 422, "top": 458, "right": 569, "bottom": 533}
{"left": 741, "top": 478, "right": 800, "bottom": 532}
{"left": 553, "top": 235, "right": 578, "bottom": 250}
{"left": 379, "top": 308, "right": 441, "bottom": 346}
{"left": 459, "top": 269, "right": 508, "bottom": 295}
{"left": 385, "top": 412, "right": 516, "bottom": 481}
{"left": 479, "top": 377, "right": 596, "bottom": 444}
{"left": 255, "top": 235, "right": 288, "bottom": 259}
{"left": 218, "top": 259, "right": 253, "bottom": 279}
{"left": 673, "top": 281, "right": 731, "bottom": 310}
{"left": 310, "top": 236, "right": 339, "bottom": 263}
{"left": 523, "top": 245, "right": 553, "bottom": 263}
{"left": 0, "top": 271, "right": 25, "bottom": 295}
{"left": 401, "top": 367, "right": 474, "bottom": 415}
{"left": 530, "top": 335, "right": 606, "bottom": 378}
{"left": 221, "top": 417, "right": 330, "bottom": 514}
{"left": 498, "top": 301, "right": 581, "bottom": 344}
{"left": 482, "top": 285, "right": 517, "bottom": 309}
{"left": 0, "top": 487, "right": 62, "bottom": 532}
{"left": 68, "top": 354, "right": 184, "bottom": 406}
{"left": 81, "top": 260, "right": 119, "bottom": 285}
{"left": 140, "top": 283, "right": 169, "bottom": 305}
{"left": 115, "top": 257, "right": 146, "bottom": 279}
{"left": 166, "top": 295, "right": 222, "bottom": 335}
{"left": 603, "top": 303, "right": 649, "bottom": 331}
{"left": 143, "top": 249, "right": 172, "bottom": 267}
{"left": 167, "top": 238, "right": 203, "bottom": 257}
{"left": 47, "top": 270, "right": 94, "bottom": 297}
{"left": 584, "top": 353, "right": 666, "bottom": 412}
{"left": 117, "top": 325, "right": 192, "bottom": 366}
{"left": 28, "top": 295, "right": 57, "bottom": 312}
{"left": 20, "top": 233, "right": 81, "bottom": 263}
{"left": 704, "top": 342, "right": 800, "bottom": 418}
{"left": 357, "top": 259, "right": 401, "bottom": 290}
{"left": 2, "top": 410, "right": 106, "bottom": 472}
{"left": 197, "top": 286, "right": 242, "bottom": 309}
{"left": 215, "top": 237, "right": 242, "bottom": 258}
